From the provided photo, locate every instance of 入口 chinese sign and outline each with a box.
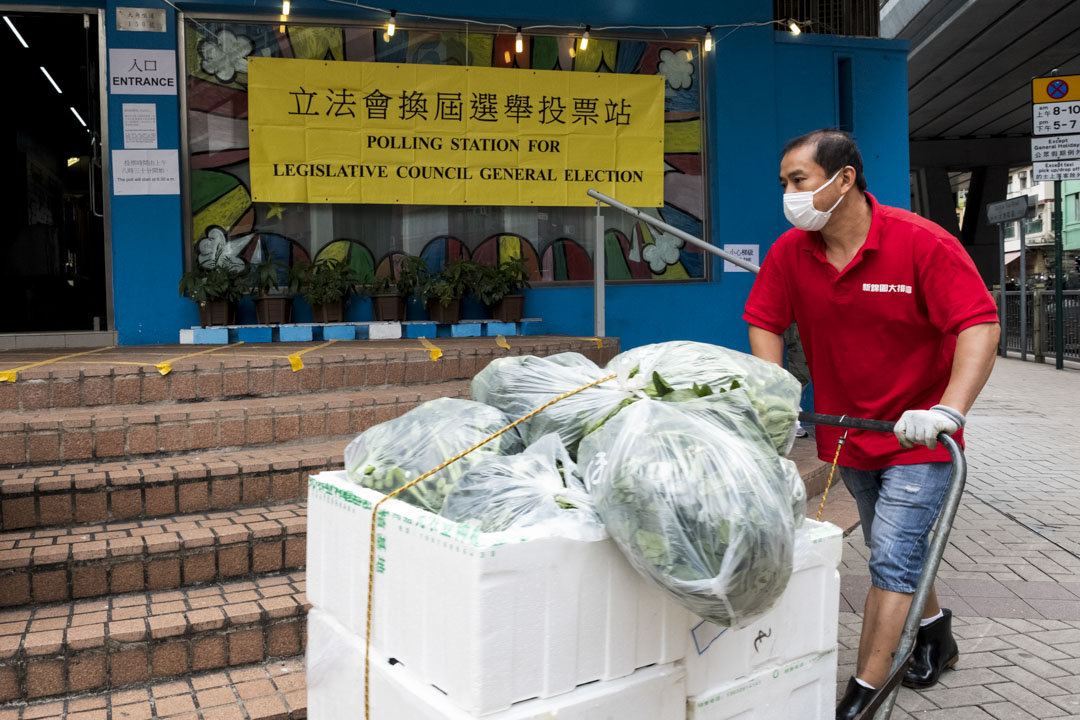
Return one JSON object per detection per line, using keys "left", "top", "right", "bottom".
{"left": 109, "top": 49, "right": 177, "bottom": 95}
{"left": 247, "top": 58, "right": 665, "bottom": 207}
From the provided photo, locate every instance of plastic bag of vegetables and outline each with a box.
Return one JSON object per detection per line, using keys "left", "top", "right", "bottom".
{"left": 579, "top": 390, "right": 798, "bottom": 627}
{"left": 471, "top": 352, "right": 634, "bottom": 454}
{"left": 344, "top": 397, "right": 522, "bottom": 513}
{"left": 607, "top": 341, "right": 802, "bottom": 455}
{"left": 439, "top": 434, "right": 606, "bottom": 541}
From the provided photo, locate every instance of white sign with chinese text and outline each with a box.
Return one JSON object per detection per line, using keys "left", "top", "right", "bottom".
{"left": 722, "top": 244, "right": 759, "bottom": 273}
{"left": 1033, "top": 159, "right": 1080, "bottom": 183}
{"left": 1031, "top": 133, "right": 1080, "bottom": 162}
{"left": 122, "top": 103, "right": 158, "bottom": 148}
{"left": 1033, "top": 101, "right": 1080, "bottom": 136}
{"left": 112, "top": 149, "right": 180, "bottom": 195}
{"left": 109, "top": 49, "right": 177, "bottom": 95}
{"left": 116, "top": 7, "right": 167, "bottom": 32}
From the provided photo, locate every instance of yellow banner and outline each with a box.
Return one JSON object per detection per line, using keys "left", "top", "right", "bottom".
{"left": 247, "top": 58, "right": 665, "bottom": 207}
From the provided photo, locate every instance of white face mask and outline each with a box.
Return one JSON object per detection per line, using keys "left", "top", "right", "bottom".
{"left": 783, "top": 170, "right": 846, "bottom": 232}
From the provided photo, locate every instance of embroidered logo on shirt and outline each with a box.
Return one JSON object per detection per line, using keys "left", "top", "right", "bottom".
{"left": 863, "top": 283, "right": 912, "bottom": 294}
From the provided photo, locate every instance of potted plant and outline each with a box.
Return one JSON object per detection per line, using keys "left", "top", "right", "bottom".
{"left": 178, "top": 250, "right": 250, "bottom": 327}
{"left": 369, "top": 255, "right": 426, "bottom": 322}
{"left": 251, "top": 254, "right": 292, "bottom": 324}
{"left": 420, "top": 259, "right": 482, "bottom": 324}
{"left": 476, "top": 256, "right": 532, "bottom": 322}
{"left": 292, "top": 258, "right": 359, "bottom": 323}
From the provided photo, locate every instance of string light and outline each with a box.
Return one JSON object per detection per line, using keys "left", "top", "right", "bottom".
{"left": 789, "top": 20, "right": 801, "bottom": 35}
{"left": 704, "top": 27, "right": 712, "bottom": 52}
{"left": 580, "top": 25, "right": 590, "bottom": 50}
{"left": 515, "top": 27, "right": 523, "bottom": 53}
{"left": 387, "top": 9, "right": 396, "bottom": 36}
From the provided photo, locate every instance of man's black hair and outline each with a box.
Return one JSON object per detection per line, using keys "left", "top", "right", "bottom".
{"left": 782, "top": 129, "right": 867, "bottom": 192}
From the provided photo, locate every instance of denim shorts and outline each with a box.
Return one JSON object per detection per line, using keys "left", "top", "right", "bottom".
{"left": 839, "top": 463, "right": 953, "bottom": 594}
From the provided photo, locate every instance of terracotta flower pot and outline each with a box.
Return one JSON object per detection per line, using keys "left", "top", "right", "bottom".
{"left": 198, "top": 300, "right": 236, "bottom": 327}
{"left": 490, "top": 294, "right": 525, "bottom": 322}
{"left": 254, "top": 296, "right": 292, "bottom": 324}
{"left": 373, "top": 294, "right": 407, "bottom": 322}
{"left": 427, "top": 298, "right": 461, "bottom": 324}
{"left": 311, "top": 300, "right": 345, "bottom": 323}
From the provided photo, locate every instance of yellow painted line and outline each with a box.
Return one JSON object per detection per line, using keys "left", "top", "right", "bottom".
{"left": 155, "top": 342, "right": 244, "bottom": 376}
{"left": 286, "top": 339, "right": 338, "bottom": 372}
{"left": 0, "top": 347, "right": 114, "bottom": 383}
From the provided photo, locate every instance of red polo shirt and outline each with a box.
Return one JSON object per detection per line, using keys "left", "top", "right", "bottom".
{"left": 743, "top": 193, "right": 999, "bottom": 470}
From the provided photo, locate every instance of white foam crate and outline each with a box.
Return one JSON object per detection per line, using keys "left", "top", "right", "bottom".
{"left": 683, "top": 519, "right": 842, "bottom": 696}
{"left": 307, "top": 608, "right": 687, "bottom": 720}
{"left": 306, "top": 471, "right": 689, "bottom": 716}
{"left": 687, "top": 647, "right": 838, "bottom": 720}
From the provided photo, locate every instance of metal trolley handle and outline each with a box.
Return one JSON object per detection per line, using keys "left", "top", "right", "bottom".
{"left": 799, "top": 413, "right": 968, "bottom": 720}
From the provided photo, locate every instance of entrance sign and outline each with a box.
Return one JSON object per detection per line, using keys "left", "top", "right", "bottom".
{"left": 247, "top": 58, "right": 665, "bottom": 207}
{"left": 109, "top": 49, "right": 177, "bottom": 95}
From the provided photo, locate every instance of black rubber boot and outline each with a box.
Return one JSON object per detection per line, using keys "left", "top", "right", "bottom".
{"left": 903, "top": 608, "right": 960, "bottom": 689}
{"left": 836, "top": 677, "right": 876, "bottom": 720}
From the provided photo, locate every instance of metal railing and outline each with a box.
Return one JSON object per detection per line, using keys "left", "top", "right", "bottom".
{"left": 1000, "top": 289, "right": 1080, "bottom": 363}
{"left": 774, "top": 0, "right": 879, "bottom": 37}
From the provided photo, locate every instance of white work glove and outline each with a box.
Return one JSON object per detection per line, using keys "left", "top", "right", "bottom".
{"left": 894, "top": 405, "right": 965, "bottom": 450}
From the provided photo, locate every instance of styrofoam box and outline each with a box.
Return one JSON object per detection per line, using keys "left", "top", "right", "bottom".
{"left": 307, "top": 608, "right": 687, "bottom": 720}
{"left": 687, "top": 647, "right": 838, "bottom": 720}
{"left": 306, "top": 471, "right": 689, "bottom": 716}
{"left": 684, "top": 519, "right": 842, "bottom": 696}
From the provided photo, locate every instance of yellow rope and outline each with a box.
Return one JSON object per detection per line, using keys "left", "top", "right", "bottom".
{"left": 0, "top": 347, "right": 114, "bottom": 382}
{"left": 815, "top": 431, "right": 848, "bottom": 522}
{"left": 362, "top": 372, "right": 618, "bottom": 719}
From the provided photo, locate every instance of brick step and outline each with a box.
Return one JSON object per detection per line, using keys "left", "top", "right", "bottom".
{"left": 0, "top": 337, "right": 613, "bottom": 411}
{"left": 0, "top": 503, "right": 307, "bottom": 608}
{"left": 0, "top": 380, "right": 470, "bottom": 468}
{"left": 0, "top": 438, "right": 344, "bottom": 532}
{"left": 0, "top": 657, "right": 306, "bottom": 719}
{"left": 0, "top": 570, "right": 308, "bottom": 703}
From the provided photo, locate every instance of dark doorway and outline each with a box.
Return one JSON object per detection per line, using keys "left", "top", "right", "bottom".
{"left": 0, "top": 11, "right": 107, "bottom": 333}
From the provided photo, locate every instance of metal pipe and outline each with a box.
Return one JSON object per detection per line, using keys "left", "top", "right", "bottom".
{"left": 1020, "top": 220, "right": 1027, "bottom": 361}
{"left": 594, "top": 200, "right": 605, "bottom": 338}
{"left": 875, "top": 433, "right": 966, "bottom": 720}
{"left": 586, "top": 188, "right": 761, "bottom": 273}
{"left": 999, "top": 224, "right": 1007, "bottom": 358}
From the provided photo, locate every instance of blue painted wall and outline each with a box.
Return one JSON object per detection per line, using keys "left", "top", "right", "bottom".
{"left": 80, "top": 0, "right": 908, "bottom": 346}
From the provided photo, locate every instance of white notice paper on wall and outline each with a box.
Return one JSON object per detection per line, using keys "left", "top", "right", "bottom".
{"left": 122, "top": 104, "right": 158, "bottom": 148}
{"left": 112, "top": 149, "right": 180, "bottom": 195}
{"left": 722, "top": 244, "right": 759, "bottom": 273}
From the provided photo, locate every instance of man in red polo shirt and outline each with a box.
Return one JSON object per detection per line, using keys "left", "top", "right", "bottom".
{"left": 743, "top": 129, "right": 999, "bottom": 720}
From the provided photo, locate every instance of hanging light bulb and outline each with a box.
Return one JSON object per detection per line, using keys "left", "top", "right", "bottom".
{"left": 580, "top": 25, "right": 590, "bottom": 51}
{"left": 789, "top": 20, "right": 802, "bottom": 35}
{"left": 515, "top": 28, "right": 523, "bottom": 53}
{"left": 281, "top": 0, "right": 290, "bottom": 15}
{"left": 704, "top": 27, "right": 712, "bottom": 52}
{"left": 387, "top": 10, "right": 396, "bottom": 37}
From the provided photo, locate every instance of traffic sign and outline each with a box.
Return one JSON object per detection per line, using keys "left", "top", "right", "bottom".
{"left": 1034, "top": 100, "right": 1080, "bottom": 136}
{"left": 1033, "top": 74, "right": 1080, "bottom": 103}
{"left": 986, "top": 195, "right": 1036, "bottom": 225}
{"left": 1033, "top": 159, "right": 1080, "bottom": 183}
{"left": 1031, "top": 133, "right": 1080, "bottom": 162}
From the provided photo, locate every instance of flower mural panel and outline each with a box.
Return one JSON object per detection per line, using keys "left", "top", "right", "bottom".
{"left": 183, "top": 20, "right": 706, "bottom": 282}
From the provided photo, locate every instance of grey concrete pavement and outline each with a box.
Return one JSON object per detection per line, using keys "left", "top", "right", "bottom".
{"left": 836, "top": 358, "right": 1080, "bottom": 719}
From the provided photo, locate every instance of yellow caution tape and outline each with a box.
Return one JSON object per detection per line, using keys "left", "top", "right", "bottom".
{"left": 155, "top": 363, "right": 172, "bottom": 376}
{"left": 593, "top": 337, "right": 603, "bottom": 348}
{"left": 0, "top": 371, "right": 16, "bottom": 383}
{"left": 419, "top": 337, "right": 443, "bottom": 361}
{"left": 289, "top": 354, "right": 304, "bottom": 371}
{"left": 495, "top": 334, "right": 511, "bottom": 350}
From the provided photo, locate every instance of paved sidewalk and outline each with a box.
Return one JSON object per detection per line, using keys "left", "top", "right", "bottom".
{"left": 836, "top": 358, "right": 1080, "bottom": 719}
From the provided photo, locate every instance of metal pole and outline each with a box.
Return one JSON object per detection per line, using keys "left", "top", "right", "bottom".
{"left": 594, "top": 200, "right": 605, "bottom": 339}
{"left": 999, "top": 223, "right": 1007, "bottom": 358}
{"left": 1054, "top": 180, "right": 1065, "bottom": 369}
{"left": 1020, "top": 220, "right": 1027, "bottom": 362}
{"left": 586, "top": 188, "right": 761, "bottom": 272}
{"left": 876, "top": 434, "right": 966, "bottom": 720}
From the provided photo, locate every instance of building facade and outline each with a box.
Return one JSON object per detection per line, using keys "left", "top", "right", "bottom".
{"left": 0, "top": 0, "right": 909, "bottom": 349}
